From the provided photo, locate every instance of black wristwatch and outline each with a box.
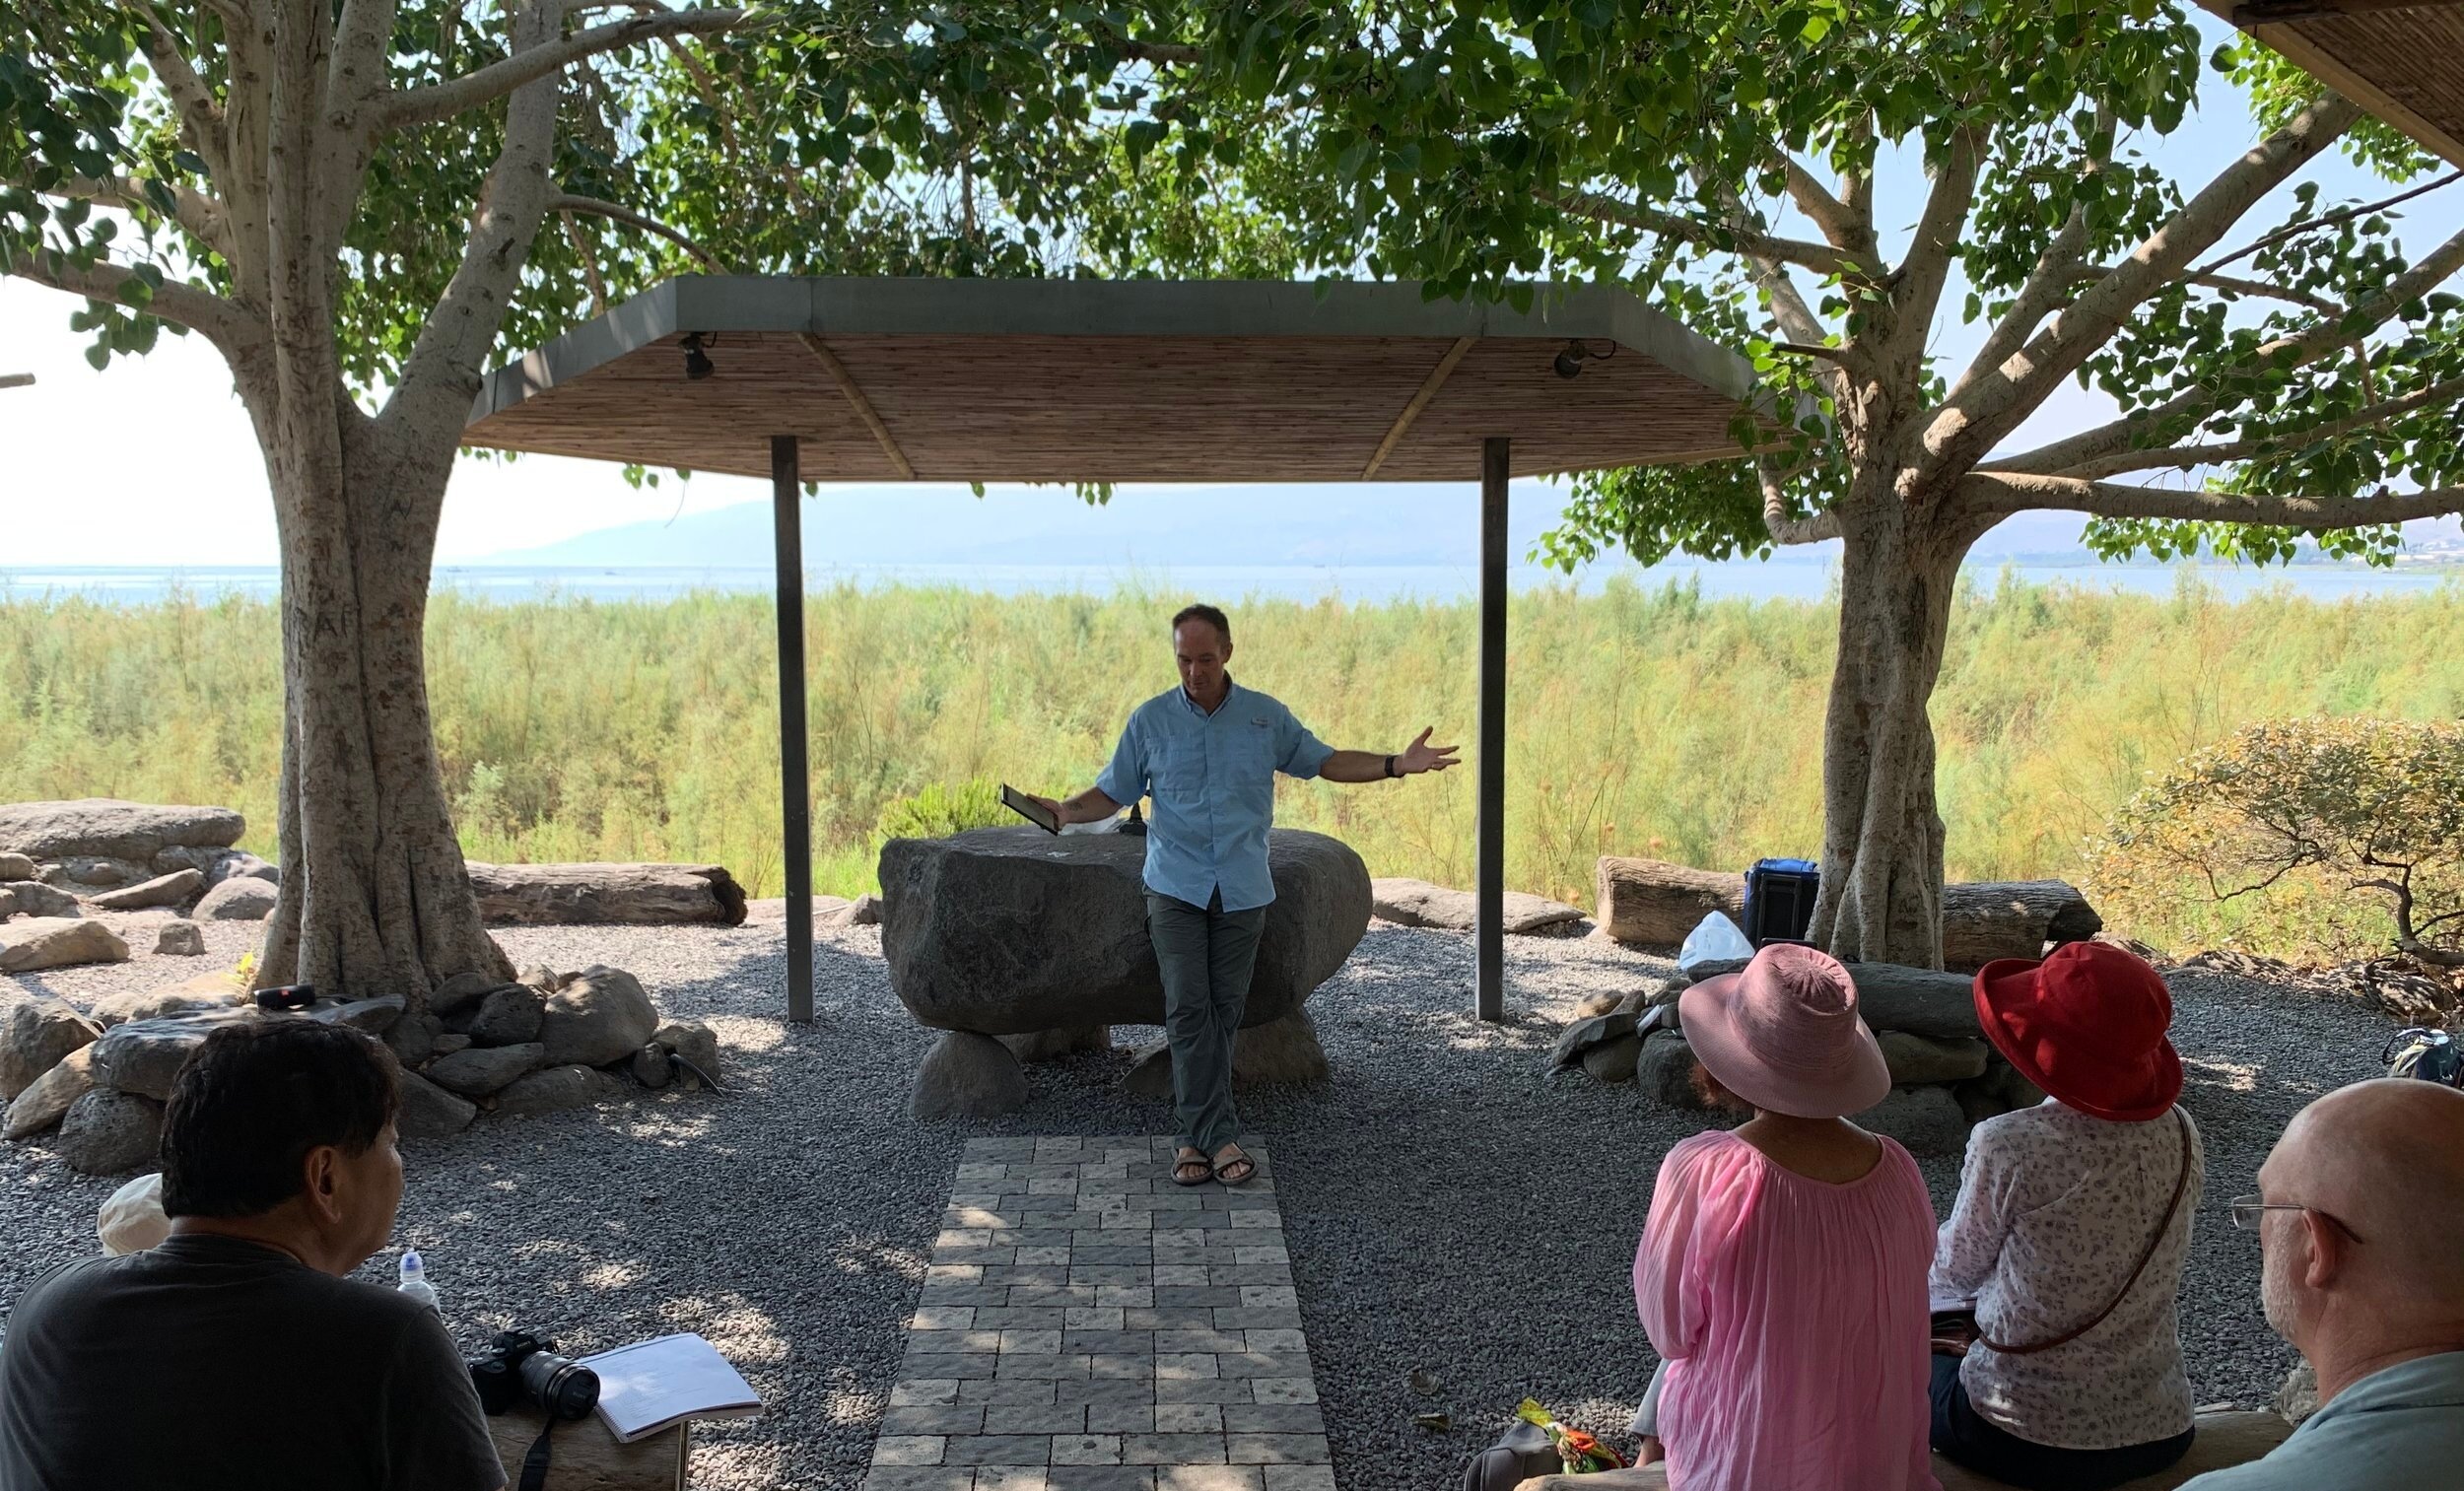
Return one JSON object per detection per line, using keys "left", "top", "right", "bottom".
{"left": 1384, "top": 753, "right": 1397, "bottom": 779}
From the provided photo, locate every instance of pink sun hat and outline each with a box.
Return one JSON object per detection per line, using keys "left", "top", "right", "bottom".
{"left": 1677, "top": 943, "right": 1892, "bottom": 1118}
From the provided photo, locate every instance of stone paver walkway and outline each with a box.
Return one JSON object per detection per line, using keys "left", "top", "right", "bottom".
{"left": 865, "top": 1137, "right": 1333, "bottom": 1491}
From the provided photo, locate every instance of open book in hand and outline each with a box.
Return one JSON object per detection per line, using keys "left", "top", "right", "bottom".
{"left": 578, "top": 1332, "right": 762, "bottom": 1443}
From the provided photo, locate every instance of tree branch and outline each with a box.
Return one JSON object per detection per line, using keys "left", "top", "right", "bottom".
{"left": 2033, "top": 374, "right": 2464, "bottom": 480}
{"left": 1537, "top": 187, "right": 1862, "bottom": 280}
{"left": 6, "top": 253, "right": 263, "bottom": 362}
{"left": 1118, "top": 38, "right": 1204, "bottom": 66}
{"left": 547, "top": 191, "right": 725, "bottom": 271}
{"left": 2066, "top": 265, "right": 2342, "bottom": 314}
{"left": 2199, "top": 167, "right": 2464, "bottom": 276}
{"left": 1890, "top": 123, "right": 1987, "bottom": 359}
{"left": 1958, "top": 469, "right": 2464, "bottom": 526}
{"left": 1921, "top": 94, "right": 2359, "bottom": 480}
{"left": 1758, "top": 456, "right": 1843, "bottom": 546}
{"left": 1946, "top": 107, "right": 2114, "bottom": 411}
{"left": 378, "top": 7, "right": 747, "bottom": 131}
{"left": 1780, "top": 153, "right": 1877, "bottom": 261}
{"left": 129, "top": 10, "right": 230, "bottom": 181}
{"left": 42, "top": 174, "right": 234, "bottom": 258}
{"left": 1997, "top": 220, "right": 2464, "bottom": 476}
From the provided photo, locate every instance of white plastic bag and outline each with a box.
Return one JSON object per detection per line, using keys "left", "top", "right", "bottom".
{"left": 1677, "top": 911, "right": 1753, "bottom": 974}
{"left": 98, "top": 1172, "right": 170, "bottom": 1255}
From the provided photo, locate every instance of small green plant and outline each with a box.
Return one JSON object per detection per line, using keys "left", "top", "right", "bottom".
{"left": 873, "top": 778, "right": 1008, "bottom": 847}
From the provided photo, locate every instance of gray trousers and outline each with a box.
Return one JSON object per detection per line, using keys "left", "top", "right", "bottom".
{"left": 1145, "top": 890, "right": 1268, "bottom": 1155}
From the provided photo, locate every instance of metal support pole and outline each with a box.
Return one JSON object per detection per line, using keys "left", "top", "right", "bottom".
{"left": 773, "top": 436, "right": 814, "bottom": 1024}
{"left": 1476, "top": 437, "right": 1509, "bottom": 1023}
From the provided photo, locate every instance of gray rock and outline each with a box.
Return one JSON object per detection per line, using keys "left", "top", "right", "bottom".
{"left": 0, "top": 887, "right": 11, "bottom": 918}
{"left": 1230, "top": 1009, "right": 1332, "bottom": 1088}
{"left": 90, "top": 1010, "right": 256, "bottom": 1101}
{"left": 516, "top": 965, "right": 563, "bottom": 993}
{"left": 464, "top": 986, "right": 545, "bottom": 1047}
{"left": 1572, "top": 990, "right": 1624, "bottom": 1019}
{"left": 50, "top": 855, "right": 154, "bottom": 889}
{"left": 0, "top": 799, "right": 244, "bottom": 862}
{"left": 55, "top": 1089, "right": 165, "bottom": 1175}
{"left": 651, "top": 1020, "right": 719, "bottom": 1087}
{"left": 3, "top": 992, "right": 103, "bottom": 1099}
{"left": 88, "top": 868, "right": 205, "bottom": 912}
{"left": 430, "top": 1033, "right": 473, "bottom": 1058}
{"left": 154, "top": 919, "right": 207, "bottom": 956}
{"left": 307, "top": 995, "right": 406, "bottom": 1034}
{"left": 5, "top": 1046, "right": 97, "bottom": 1138}
{"left": 1682, "top": 957, "right": 1751, "bottom": 986}
{"left": 430, "top": 971, "right": 505, "bottom": 1017}
{"left": 493, "top": 1064, "right": 625, "bottom": 1118}
{"left": 385, "top": 1010, "right": 445, "bottom": 1067}
{"left": 879, "top": 827, "right": 1369, "bottom": 1035}
{"left": 1581, "top": 1033, "right": 1644, "bottom": 1083}
{"left": 192, "top": 877, "right": 277, "bottom": 920}
{"left": 539, "top": 967, "right": 658, "bottom": 1067}
{"left": 1636, "top": 1032, "right": 1710, "bottom": 1112}
{"left": 425, "top": 1043, "right": 547, "bottom": 1098}
{"left": 821, "top": 893, "right": 884, "bottom": 929}
{"left": 1877, "top": 1032, "right": 1990, "bottom": 1086}
{"left": 1369, "top": 877, "right": 1587, "bottom": 935}
{"left": 1853, "top": 1084, "right": 1972, "bottom": 1157}
{"left": 1549, "top": 1011, "right": 1636, "bottom": 1070}
{"left": 152, "top": 846, "right": 274, "bottom": 886}
{"left": 1843, "top": 963, "right": 1984, "bottom": 1040}
{"left": 912, "top": 1031, "right": 1030, "bottom": 1118}
{"left": 1952, "top": 1057, "right": 2046, "bottom": 1126}
{"left": 3, "top": 881, "right": 85, "bottom": 918}
{"left": 0, "top": 916, "right": 127, "bottom": 975}
{"left": 0, "top": 852, "right": 33, "bottom": 881}
{"left": 395, "top": 1070, "right": 476, "bottom": 1139}
{"left": 1001, "top": 1026, "right": 1114, "bottom": 1063}
{"left": 87, "top": 973, "right": 248, "bottom": 1028}
{"left": 632, "top": 1045, "right": 675, "bottom": 1088}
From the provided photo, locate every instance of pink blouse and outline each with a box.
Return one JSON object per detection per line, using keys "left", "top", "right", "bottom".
{"left": 1633, "top": 1130, "right": 1942, "bottom": 1491}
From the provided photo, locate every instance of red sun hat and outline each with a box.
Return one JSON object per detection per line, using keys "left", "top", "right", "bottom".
{"left": 1973, "top": 940, "right": 2183, "bottom": 1122}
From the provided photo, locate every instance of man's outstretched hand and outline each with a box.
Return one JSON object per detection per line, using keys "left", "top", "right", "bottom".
{"left": 1398, "top": 726, "right": 1460, "bottom": 775}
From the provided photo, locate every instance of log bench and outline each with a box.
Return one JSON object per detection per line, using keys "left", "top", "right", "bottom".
{"left": 486, "top": 1409, "right": 687, "bottom": 1490}
{"left": 1511, "top": 1409, "right": 2291, "bottom": 1491}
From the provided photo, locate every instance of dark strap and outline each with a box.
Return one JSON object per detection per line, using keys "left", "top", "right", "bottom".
{"left": 517, "top": 1421, "right": 555, "bottom": 1491}
{"left": 1981, "top": 1108, "right": 2192, "bottom": 1357}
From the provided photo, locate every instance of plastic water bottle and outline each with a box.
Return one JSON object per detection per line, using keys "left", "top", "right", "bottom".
{"left": 397, "top": 1251, "right": 441, "bottom": 1314}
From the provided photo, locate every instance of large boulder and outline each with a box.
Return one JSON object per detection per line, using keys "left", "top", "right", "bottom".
{"left": 152, "top": 846, "right": 275, "bottom": 886}
{"left": 2, "top": 993, "right": 103, "bottom": 1099}
{"left": 54, "top": 1089, "right": 165, "bottom": 1175}
{"left": 5, "top": 1046, "right": 98, "bottom": 1138}
{"left": 538, "top": 967, "right": 657, "bottom": 1067}
{"left": 494, "top": 1064, "right": 625, "bottom": 1118}
{"left": 912, "top": 1031, "right": 1030, "bottom": 1118}
{"left": 651, "top": 1020, "right": 720, "bottom": 1087}
{"left": 1853, "top": 1085, "right": 1972, "bottom": 1157}
{"left": 426, "top": 1043, "right": 547, "bottom": 1098}
{"left": 155, "top": 919, "right": 207, "bottom": 957}
{"left": 1877, "top": 1032, "right": 1990, "bottom": 1086}
{"left": 1370, "top": 878, "right": 1586, "bottom": 936}
{"left": 0, "top": 916, "right": 129, "bottom": 975}
{"left": 879, "top": 827, "right": 1370, "bottom": 1035}
{"left": 0, "top": 852, "right": 34, "bottom": 881}
{"left": 1845, "top": 964, "right": 1984, "bottom": 1041}
{"left": 87, "top": 869, "right": 206, "bottom": 912}
{"left": 193, "top": 876, "right": 278, "bottom": 921}
{"left": 3, "top": 881, "right": 85, "bottom": 918}
{"left": 1120, "top": 1010, "right": 1335, "bottom": 1097}
{"left": 89, "top": 1010, "right": 257, "bottom": 1101}
{"left": 88, "top": 971, "right": 249, "bottom": 1028}
{"left": 396, "top": 1070, "right": 477, "bottom": 1138}
{"left": 462, "top": 986, "right": 545, "bottom": 1047}
{"left": 0, "top": 800, "right": 244, "bottom": 864}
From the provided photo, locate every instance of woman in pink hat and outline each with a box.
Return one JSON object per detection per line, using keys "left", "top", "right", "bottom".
{"left": 1631, "top": 943, "right": 1941, "bottom": 1491}
{"left": 1929, "top": 941, "right": 2203, "bottom": 1491}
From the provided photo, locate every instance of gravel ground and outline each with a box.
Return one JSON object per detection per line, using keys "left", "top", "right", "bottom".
{"left": 0, "top": 912, "right": 2403, "bottom": 1491}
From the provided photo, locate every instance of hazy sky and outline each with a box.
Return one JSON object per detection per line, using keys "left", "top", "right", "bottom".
{"left": 4, "top": 11, "right": 2457, "bottom": 568}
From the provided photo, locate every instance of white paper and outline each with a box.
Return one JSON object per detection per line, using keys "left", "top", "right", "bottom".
{"left": 579, "top": 1332, "right": 763, "bottom": 1443}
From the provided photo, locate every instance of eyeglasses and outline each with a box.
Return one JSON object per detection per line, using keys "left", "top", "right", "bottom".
{"left": 2226, "top": 1195, "right": 2364, "bottom": 1246}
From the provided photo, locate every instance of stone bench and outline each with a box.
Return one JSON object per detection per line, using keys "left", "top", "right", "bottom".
{"left": 1511, "top": 1410, "right": 2292, "bottom": 1491}
{"left": 486, "top": 1408, "right": 685, "bottom": 1490}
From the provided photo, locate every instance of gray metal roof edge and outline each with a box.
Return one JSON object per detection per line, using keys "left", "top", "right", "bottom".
{"left": 466, "top": 275, "right": 1756, "bottom": 427}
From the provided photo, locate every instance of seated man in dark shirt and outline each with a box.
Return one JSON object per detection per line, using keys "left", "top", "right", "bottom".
{"left": 0, "top": 1019, "right": 505, "bottom": 1491}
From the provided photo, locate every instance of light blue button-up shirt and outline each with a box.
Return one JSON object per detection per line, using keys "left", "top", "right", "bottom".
{"left": 1094, "top": 677, "right": 1335, "bottom": 913}
{"left": 2178, "top": 1350, "right": 2464, "bottom": 1490}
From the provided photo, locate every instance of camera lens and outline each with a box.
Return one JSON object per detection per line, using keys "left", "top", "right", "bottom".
{"left": 519, "top": 1350, "right": 600, "bottom": 1421}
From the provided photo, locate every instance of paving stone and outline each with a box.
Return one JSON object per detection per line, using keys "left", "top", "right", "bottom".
{"left": 1087, "top": 1403, "right": 1156, "bottom": 1434}
{"left": 1065, "top": 1307, "right": 1127, "bottom": 1330}
{"left": 1050, "top": 1435, "right": 1123, "bottom": 1467}
{"left": 1044, "top": 1468, "right": 1156, "bottom": 1491}
{"left": 1126, "top": 1309, "right": 1218, "bottom": 1330}
{"left": 1221, "top": 1406, "right": 1323, "bottom": 1436}
{"left": 1122, "top": 1435, "right": 1227, "bottom": 1465}
{"left": 1154, "top": 1404, "right": 1223, "bottom": 1434}
{"left": 905, "top": 1353, "right": 1002, "bottom": 1380}
{"left": 887, "top": 1406, "right": 992, "bottom": 1435}
{"left": 985, "top": 1404, "right": 1089, "bottom": 1436}
{"left": 1154, "top": 1330, "right": 1248, "bottom": 1354}
{"left": 1223, "top": 1437, "right": 1328, "bottom": 1465}
{"left": 1089, "top": 1354, "right": 1155, "bottom": 1381}
{"left": 961, "top": 1380, "right": 1060, "bottom": 1406}
{"left": 1157, "top": 1470, "right": 1264, "bottom": 1491}
{"left": 980, "top": 1471, "right": 1051, "bottom": 1491}
{"left": 1236, "top": 1287, "right": 1297, "bottom": 1309}
{"left": 999, "top": 1329, "right": 1064, "bottom": 1355}
{"left": 1154, "top": 1381, "right": 1251, "bottom": 1405}
{"left": 1053, "top": 1380, "right": 1157, "bottom": 1409}
{"left": 1215, "top": 1309, "right": 1303, "bottom": 1332}
{"left": 1261, "top": 1468, "right": 1335, "bottom": 1491}
{"left": 1212, "top": 1354, "right": 1311, "bottom": 1381}
{"left": 893, "top": 1380, "right": 962, "bottom": 1407}
{"left": 863, "top": 1469, "right": 975, "bottom": 1491}
{"left": 873, "top": 1436, "right": 948, "bottom": 1466}
{"left": 944, "top": 1435, "right": 1054, "bottom": 1466}
{"left": 995, "top": 1355, "right": 1093, "bottom": 1381}
{"left": 1064, "top": 1331, "right": 1153, "bottom": 1355}
{"left": 1248, "top": 1381, "right": 1316, "bottom": 1406}
{"left": 1153, "top": 1266, "right": 1211, "bottom": 1286}
{"left": 1241, "top": 1330, "right": 1307, "bottom": 1355}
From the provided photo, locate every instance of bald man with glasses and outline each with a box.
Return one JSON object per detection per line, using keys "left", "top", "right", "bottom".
{"left": 2182, "top": 1078, "right": 2464, "bottom": 1489}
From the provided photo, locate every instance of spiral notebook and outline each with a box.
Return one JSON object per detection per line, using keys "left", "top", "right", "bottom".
{"left": 578, "top": 1332, "right": 763, "bottom": 1443}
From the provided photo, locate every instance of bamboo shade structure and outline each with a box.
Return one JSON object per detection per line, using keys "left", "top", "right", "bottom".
{"left": 2203, "top": 2, "right": 2464, "bottom": 167}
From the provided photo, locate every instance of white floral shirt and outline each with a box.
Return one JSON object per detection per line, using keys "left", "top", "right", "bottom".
{"left": 1931, "top": 1099, "right": 2203, "bottom": 1451}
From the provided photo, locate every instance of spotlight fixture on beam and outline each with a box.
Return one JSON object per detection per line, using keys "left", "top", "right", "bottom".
{"left": 681, "top": 333, "right": 715, "bottom": 381}
{"left": 1551, "top": 339, "right": 1617, "bottom": 379}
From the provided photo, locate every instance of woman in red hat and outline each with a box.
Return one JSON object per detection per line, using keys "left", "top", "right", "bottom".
{"left": 1632, "top": 943, "right": 1940, "bottom": 1490}
{"left": 1930, "top": 941, "right": 2206, "bottom": 1490}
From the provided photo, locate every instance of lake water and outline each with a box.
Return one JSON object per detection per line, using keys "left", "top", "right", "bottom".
{"left": 3, "top": 559, "right": 2459, "bottom": 605}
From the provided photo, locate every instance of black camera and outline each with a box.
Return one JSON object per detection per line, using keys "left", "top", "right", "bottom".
{"left": 466, "top": 1330, "right": 599, "bottom": 1422}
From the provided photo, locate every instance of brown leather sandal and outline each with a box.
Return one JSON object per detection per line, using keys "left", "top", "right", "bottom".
{"left": 1172, "top": 1149, "right": 1214, "bottom": 1186}
{"left": 1210, "top": 1146, "right": 1257, "bottom": 1186}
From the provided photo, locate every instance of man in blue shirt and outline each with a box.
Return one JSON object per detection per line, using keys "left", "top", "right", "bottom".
{"left": 2182, "top": 1077, "right": 2464, "bottom": 1489}
{"left": 1032, "top": 603, "right": 1455, "bottom": 1186}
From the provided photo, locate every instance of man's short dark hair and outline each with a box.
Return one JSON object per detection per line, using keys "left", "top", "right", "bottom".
{"left": 161, "top": 1020, "right": 401, "bottom": 1219}
{"left": 1172, "top": 603, "right": 1231, "bottom": 645}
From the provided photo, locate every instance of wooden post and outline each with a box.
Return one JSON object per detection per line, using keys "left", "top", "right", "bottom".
{"left": 1477, "top": 437, "right": 1509, "bottom": 1023}
{"left": 773, "top": 436, "right": 814, "bottom": 1024}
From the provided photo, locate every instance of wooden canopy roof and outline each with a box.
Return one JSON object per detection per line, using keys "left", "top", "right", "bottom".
{"left": 2203, "top": 1, "right": 2464, "bottom": 167}
{"left": 462, "top": 277, "right": 1758, "bottom": 483}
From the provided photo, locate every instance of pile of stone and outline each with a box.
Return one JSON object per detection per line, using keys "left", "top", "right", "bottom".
{"left": 1550, "top": 959, "right": 2044, "bottom": 1156}
{"left": 1, "top": 965, "right": 719, "bottom": 1175}
{"left": 878, "top": 826, "right": 1370, "bottom": 1119}
{"left": 0, "top": 799, "right": 282, "bottom": 973}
